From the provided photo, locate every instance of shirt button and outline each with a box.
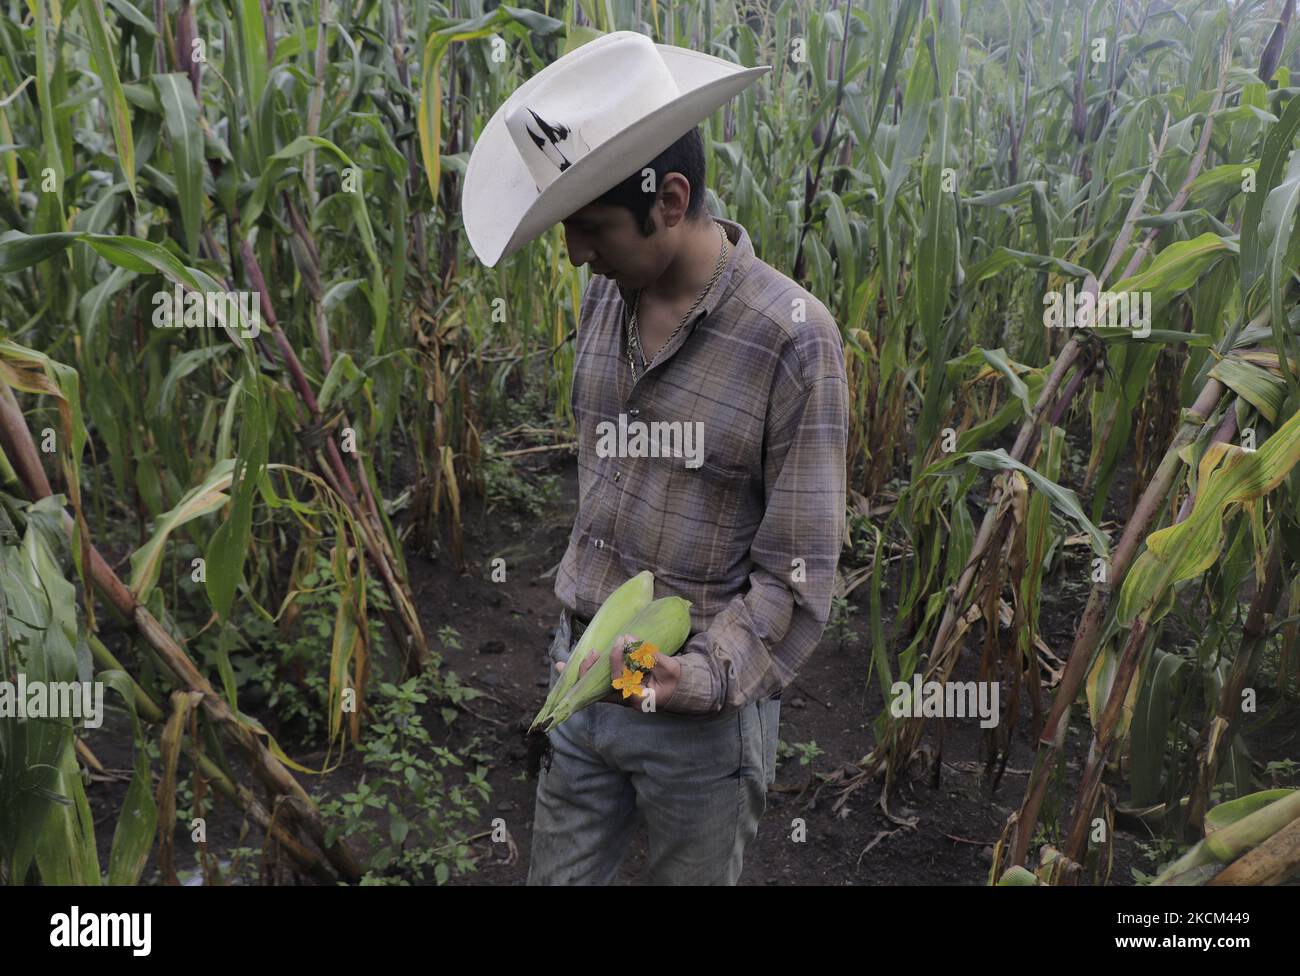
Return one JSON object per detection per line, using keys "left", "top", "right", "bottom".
{"left": 628, "top": 408, "right": 640, "bottom": 417}
{"left": 594, "top": 539, "right": 605, "bottom": 549}
{"left": 613, "top": 471, "right": 621, "bottom": 481}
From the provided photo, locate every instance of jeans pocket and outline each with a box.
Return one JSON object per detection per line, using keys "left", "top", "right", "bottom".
{"left": 545, "top": 611, "right": 573, "bottom": 695}
{"left": 758, "top": 697, "right": 781, "bottom": 788}
{"left": 549, "top": 610, "right": 573, "bottom": 665}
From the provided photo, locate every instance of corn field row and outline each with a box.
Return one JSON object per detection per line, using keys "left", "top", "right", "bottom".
{"left": 1, "top": 0, "right": 1299, "bottom": 885}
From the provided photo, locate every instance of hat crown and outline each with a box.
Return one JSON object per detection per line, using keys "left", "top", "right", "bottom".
{"left": 504, "top": 32, "right": 681, "bottom": 193}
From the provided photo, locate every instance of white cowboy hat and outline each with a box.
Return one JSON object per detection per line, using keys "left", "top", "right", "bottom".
{"left": 462, "top": 30, "right": 769, "bottom": 267}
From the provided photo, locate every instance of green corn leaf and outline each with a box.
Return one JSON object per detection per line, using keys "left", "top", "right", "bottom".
{"left": 1130, "top": 649, "right": 1188, "bottom": 806}
{"left": 959, "top": 448, "right": 1110, "bottom": 556}
{"left": 152, "top": 73, "right": 206, "bottom": 257}
{"left": 82, "top": 0, "right": 137, "bottom": 203}
{"left": 1241, "top": 94, "right": 1300, "bottom": 294}
{"left": 966, "top": 246, "right": 1090, "bottom": 287}
{"left": 205, "top": 381, "right": 268, "bottom": 621}
{"left": 101, "top": 670, "right": 158, "bottom": 886}
{"left": 33, "top": 737, "right": 101, "bottom": 885}
{"left": 0, "top": 230, "right": 80, "bottom": 273}
{"left": 869, "top": 0, "right": 922, "bottom": 144}
{"left": 1258, "top": 168, "right": 1300, "bottom": 395}
{"left": 1105, "top": 233, "right": 1235, "bottom": 318}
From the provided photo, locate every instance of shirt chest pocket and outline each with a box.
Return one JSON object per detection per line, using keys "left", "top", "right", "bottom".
{"left": 646, "top": 427, "right": 761, "bottom": 584}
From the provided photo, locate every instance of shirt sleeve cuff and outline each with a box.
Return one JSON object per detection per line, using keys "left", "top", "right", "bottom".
{"left": 665, "top": 651, "right": 720, "bottom": 714}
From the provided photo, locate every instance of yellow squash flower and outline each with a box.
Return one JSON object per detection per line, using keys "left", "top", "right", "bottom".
{"left": 628, "top": 641, "right": 659, "bottom": 671}
{"left": 611, "top": 666, "right": 645, "bottom": 699}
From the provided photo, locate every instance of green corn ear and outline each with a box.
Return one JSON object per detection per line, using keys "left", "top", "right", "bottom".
{"left": 529, "top": 570, "right": 654, "bottom": 732}
{"left": 540, "top": 595, "right": 693, "bottom": 732}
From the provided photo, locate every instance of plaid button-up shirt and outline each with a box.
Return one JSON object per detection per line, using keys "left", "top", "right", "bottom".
{"left": 554, "top": 216, "right": 848, "bottom": 713}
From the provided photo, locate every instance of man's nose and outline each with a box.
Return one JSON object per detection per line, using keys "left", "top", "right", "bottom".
{"left": 562, "top": 226, "right": 595, "bottom": 267}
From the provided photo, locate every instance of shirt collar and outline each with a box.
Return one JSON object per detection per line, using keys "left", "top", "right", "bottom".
{"left": 700, "top": 216, "right": 753, "bottom": 316}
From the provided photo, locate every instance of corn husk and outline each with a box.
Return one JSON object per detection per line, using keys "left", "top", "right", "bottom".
{"left": 532, "top": 594, "right": 693, "bottom": 733}
{"left": 529, "top": 570, "right": 654, "bottom": 732}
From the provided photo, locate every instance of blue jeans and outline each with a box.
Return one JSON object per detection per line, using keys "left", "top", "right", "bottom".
{"left": 527, "top": 609, "right": 780, "bottom": 885}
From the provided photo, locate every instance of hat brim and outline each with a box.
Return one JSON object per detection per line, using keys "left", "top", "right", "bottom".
{"left": 462, "top": 40, "right": 769, "bottom": 268}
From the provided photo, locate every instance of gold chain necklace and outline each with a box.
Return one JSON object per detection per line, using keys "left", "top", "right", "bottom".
{"left": 625, "top": 222, "right": 729, "bottom": 385}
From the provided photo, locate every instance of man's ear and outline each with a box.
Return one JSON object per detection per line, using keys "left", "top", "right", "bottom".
{"left": 656, "top": 171, "right": 692, "bottom": 229}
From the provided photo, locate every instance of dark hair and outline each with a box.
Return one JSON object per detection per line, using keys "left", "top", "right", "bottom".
{"left": 593, "top": 126, "right": 707, "bottom": 235}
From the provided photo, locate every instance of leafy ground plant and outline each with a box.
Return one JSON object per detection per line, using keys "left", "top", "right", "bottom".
{"left": 318, "top": 667, "right": 489, "bottom": 885}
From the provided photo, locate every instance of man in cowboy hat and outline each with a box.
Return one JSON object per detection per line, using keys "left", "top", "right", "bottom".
{"left": 462, "top": 30, "right": 848, "bottom": 885}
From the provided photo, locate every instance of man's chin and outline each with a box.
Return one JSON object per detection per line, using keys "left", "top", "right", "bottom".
{"left": 591, "top": 268, "right": 646, "bottom": 290}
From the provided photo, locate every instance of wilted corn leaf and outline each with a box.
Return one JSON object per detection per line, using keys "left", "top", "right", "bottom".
{"left": 1208, "top": 355, "right": 1288, "bottom": 423}
{"left": 1084, "top": 639, "right": 1141, "bottom": 741}
{"left": 155, "top": 690, "right": 204, "bottom": 886}
{"left": 128, "top": 459, "right": 234, "bottom": 604}
{"left": 1117, "top": 407, "right": 1300, "bottom": 623}
{"left": 1155, "top": 788, "right": 1300, "bottom": 885}
{"left": 996, "top": 865, "right": 1042, "bottom": 885}
{"left": 418, "top": 6, "right": 564, "bottom": 200}
{"left": 1204, "top": 789, "right": 1296, "bottom": 836}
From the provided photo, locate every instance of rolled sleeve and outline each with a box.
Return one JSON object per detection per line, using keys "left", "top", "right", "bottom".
{"left": 666, "top": 650, "right": 718, "bottom": 714}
